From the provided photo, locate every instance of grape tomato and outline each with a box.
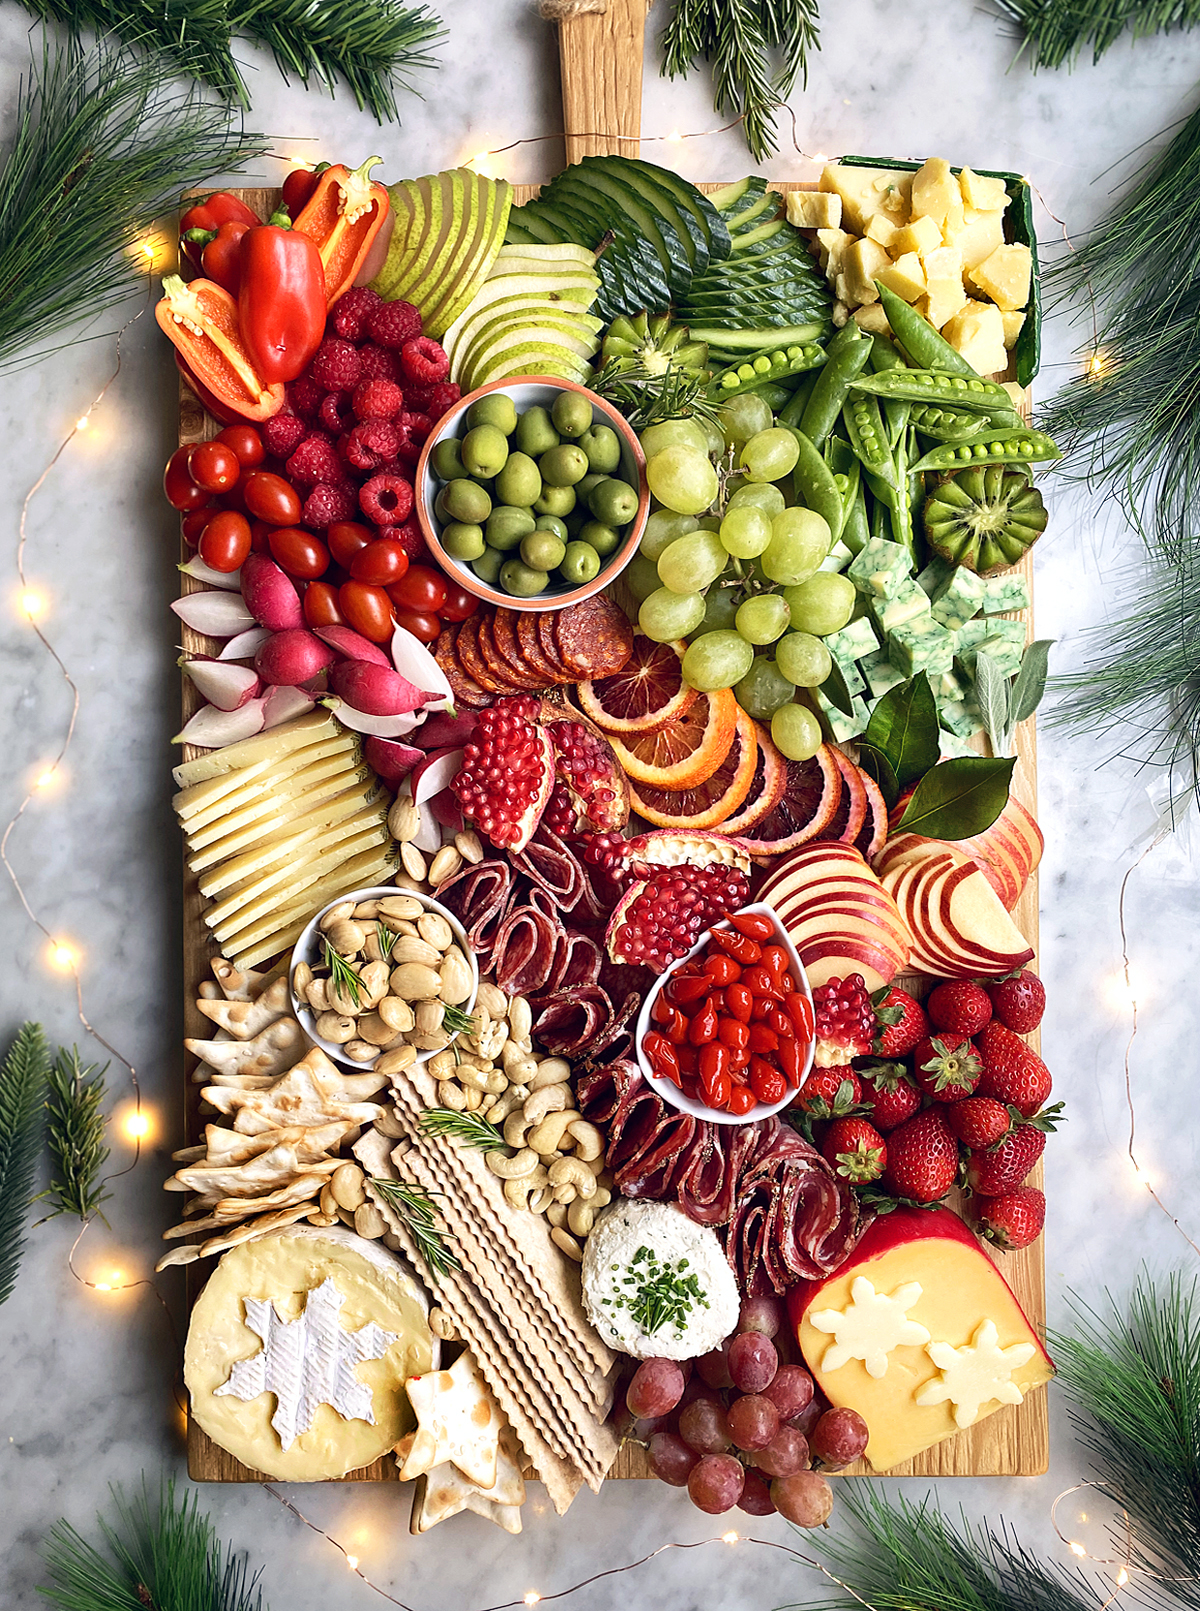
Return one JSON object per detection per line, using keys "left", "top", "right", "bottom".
{"left": 269, "top": 527, "right": 330, "bottom": 579}
{"left": 189, "top": 439, "right": 242, "bottom": 493}
{"left": 216, "top": 423, "right": 265, "bottom": 468}
{"left": 242, "top": 471, "right": 301, "bottom": 525}
{"left": 390, "top": 607, "right": 441, "bottom": 644}
{"left": 163, "top": 447, "right": 208, "bottom": 511}
{"left": 388, "top": 564, "right": 448, "bottom": 613}
{"left": 302, "top": 581, "right": 345, "bottom": 628}
{"left": 350, "top": 538, "right": 410, "bottom": 586}
{"left": 198, "top": 510, "right": 252, "bottom": 572}
{"left": 327, "top": 521, "right": 374, "bottom": 568}
{"left": 180, "top": 506, "right": 217, "bottom": 547}
{"left": 338, "top": 580, "right": 394, "bottom": 643}
{"left": 249, "top": 520, "right": 275, "bottom": 553}
{"left": 438, "top": 581, "right": 478, "bottom": 622}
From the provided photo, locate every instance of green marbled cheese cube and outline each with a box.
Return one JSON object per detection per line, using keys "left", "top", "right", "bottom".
{"left": 930, "top": 566, "right": 988, "bottom": 630}
{"left": 916, "top": 555, "right": 956, "bottom": 597}
{"left": 861, "top": 647, "right": 905, "bottom": 698}
{"left": 824, "top": 616, "right": 881, "bottom": 662}
{"left": 888, "top": 614, "right": 956, "bottom": 676}
{"left": 938, "top": 729, "right": 980, "bottom": 759}
{"left": 847, "top": 537, "right": 913, "bottom": 600}
{"left": 833, "top": 654, "right": 866, "bottom": 698}
{"left": 937, "top": 696, "right": 985, "bottom": 738}
{"left": 813, "top": 687, "right": 870, "bottom": 741}
{"left": 980, "top": 573, "right": 1031, "bottom": 614}
{"left": 871, "top": 576, "right": 932, "bottom": 635}
{"left": 818, "top": 538, "right": 855, "bottom": 574}
{"left": 956, "top": 617, "right": 1026, "bottom": 678}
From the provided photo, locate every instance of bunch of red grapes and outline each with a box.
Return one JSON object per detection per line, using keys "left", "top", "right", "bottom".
{"left": 623, "top": 1295, "right": 867, "bottom": 1524}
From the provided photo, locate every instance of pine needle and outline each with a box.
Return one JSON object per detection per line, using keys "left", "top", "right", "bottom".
{"left": 0, "top": 41, "right": 267, "bottom": 373}
{"left": 37, "top": 1046, "right": 110, "bottom": 1226}
{"left": 992, "top": 0, "right": 1200, "bottom": 70}
{"left": 368, "top": 1179, "right": 461, "bottom": 1281}
{"left": 40, "top": 1479, "right": 266, "bottom": 1611}
{"left": 419, "top": 1107, "right": 505, "bottom": 1150}
{"left": 0, "top": 1023, "right": 50, "bottom": 1309}
{"left": 20, "top": 0, "right": 244, "bottom": 102}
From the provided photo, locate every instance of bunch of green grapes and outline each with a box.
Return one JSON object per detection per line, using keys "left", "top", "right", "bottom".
{"left": 630, "top": 396, "right": 856, "bottom": 763}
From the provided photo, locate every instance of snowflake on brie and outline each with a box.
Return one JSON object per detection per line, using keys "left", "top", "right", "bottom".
{"left": 915, "top": 1318, "right": 1036, "bottom": 1427}
{"left": 215, "top": 1277, "right": 399, "bottom": 1450}
{"left": 808, "top": 1276, "right": 931, "bottom": 1378}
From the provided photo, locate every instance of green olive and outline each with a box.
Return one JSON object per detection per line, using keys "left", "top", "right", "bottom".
{"left": 578, "top": 519, "right": 622, "bottom": 558}
{"left": 500, "top": 558, "right": 550, "bottom": 597}
{"left": 587, "top": 476, "right": 639, "bottom": 526}
{"left": 521, "top": 530, "right": 566, "bottom": 571}
{"left": 560, "top": 540, "right": 601, "bottom": 585}
{"left": 495, "top": 450, "right": 542, "bottom": 509}
{"left": 441, "top": 521, "right": 486, "bottom": 560}
{"left": 533, "top": 483, "right": 576, "bottom": 517}
{"left": 514, "top": 405, "right": 560, "bottom": 457}
{"left": 461, "top": 423, "right": 509, "bottom": 479}
{"left": 551, "top": 390, "right": 593, "bottom": 439}
{"left": 579, "top": 423, "right": 622, "bottom": 473}
{"left": 466, "top": 394, "right": 517, "bottom": 435}
{"left": 440, "top": 478, "right": 492, "bottom": 525}
{"left": 472, "top": 545, "right": 505, "bottom": 584}
{"left": 430, "top": 438, "right": 468, "bottom": 481}
{"left": 534, "top": 513, "right": 569, "bottom": 540}
{"left": 485, "top": 505, "right": 537, "bottom": 552}
{"left": 575, "top": 471, "right": 607, "bottom": 503}
{"left": 539, "top": 443, "right": 589, "bottom": 487}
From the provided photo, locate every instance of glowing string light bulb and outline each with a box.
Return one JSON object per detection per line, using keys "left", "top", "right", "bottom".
{"left": 345, "top": 1555, "right": 359, "bottom": 1571}
{"left": 122, "top": 1110, "right": 152, "bottom": 1143}
{"left": 19, "top": 589, "right": 45, "bottom": 619}
{"left": 76, "top": 415, "right": 90, "bottom": 431}
{"left": 48, "top": 940, "right": 78, "bottom": 972}
{"left": 94, "top": 1271, "right": 125, "bottom": 1293}
{"left": 723, "top": 1531, "right": 739, "bottom": 1544}
{"left": 523, "top": 1594, "right": 541, "bottom": 1606}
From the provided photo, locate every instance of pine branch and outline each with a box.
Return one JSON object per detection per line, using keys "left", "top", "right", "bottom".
{"left": 19, "top": 0, "right": 245, "bottom": 102}
{"left": 0, "top": 1023, "right": 50, "bottom": 1308}
{"left": 992, "top": 0, "right": 1200, "bottom": 70}
{"left": 710, "top": 0, "right": 778, "bottom": 163}
{"left": 759, "top": 0, "right": 820, "bottom": 96}
{"left": 40, "top": 1479, "right": 266, "bottom": 1611}
{"left": 37, "top": 1046, "right": 110, "bottom": 1225}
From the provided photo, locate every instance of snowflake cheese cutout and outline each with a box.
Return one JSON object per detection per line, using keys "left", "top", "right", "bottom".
{"left": 915, "top": 1318, "right": 1036, "bottom": 1427}
{"left": 215, "top": 1277, "right": 399, "bottom": 1450}
{"left": 808, "top": 1276, "right": 931, "bottom": 1378}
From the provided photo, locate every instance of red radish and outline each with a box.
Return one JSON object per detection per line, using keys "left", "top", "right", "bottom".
{"left": 389, "top": 623, "right": 453, "bottom": 706}
{"left": 179, "top": 555, "right": 242, "bottom": 590}
{"left": 254, "top": 628, "right": 336, "bottom": 686}
{"left": 180, "top": 656, "right": 261, "bottom": 711}
{"left": 329, "top": 658, "right": 424, "bottom": 716}
{"left": 240, "top": 552, "right": 303, "bottom": 630}
{"left": 314, "top": 625, "right": 392, "bottom": 666}
{"left": 320, "top": 695, "right": 423, "bottom": 738}
{"left": 416, "top": 709, "right": 479, "bottom": 749}
{"left": 173, "top": 698, "right": 265, "bottom": 747}
{"left": 429, "top": 788, "right": 464, "bottom": 831}
{"left": 218, "top": 626, "right": 272, "bottom": 661}
{"left": 363, "top": 735, "right": 424, "bottom": 788}
{"left": 411, "top": 808, "right": 444, "bottom": 853}
{"left": 172, "top": 590, "right": 256, "bottom": 637}
{"left": 411, "top": 746, "right": 464, "bottom": 807}
{"left": 262, "top": 684, "right": 316, "bottom": 727}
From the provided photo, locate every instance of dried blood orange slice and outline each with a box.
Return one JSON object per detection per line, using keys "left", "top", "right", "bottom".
{"left": 628, "top": 706, "right": 759, "bottom": 829}
{"left": 817, "top": 748, "right": 868, "bottom": 845}
{"left": 736, "top": 742, "right": 844, "bottom": 858}
{"left": 719, "top": 720, "right": 788, "bottom": 835}
{"left": 576, "top": 635, "right": 697, "bottom": 735}
{"left": 608, "top": 687, "right": 738, "bottom": 789}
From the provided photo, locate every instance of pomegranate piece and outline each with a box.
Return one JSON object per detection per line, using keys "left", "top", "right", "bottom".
{"left": 539, "top": 704, "right": 630, "bottom": 836}
{"left": 605, "top": 863, "right": 750, "bottom": 971}
{"left": 812, "top": 974, "right": 875, "bottom": 1067}
{"left": 451, "top": 694, "right": 554, "bottom": 853}
{"left": 606, "top": 828, "right": 754, "bottom": 884}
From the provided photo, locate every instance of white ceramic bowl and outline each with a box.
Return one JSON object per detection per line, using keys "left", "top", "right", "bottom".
{"left": 634, "top": 903, "right": 815, "bottom": 1126}
{"left": 290, "top": 885, "right": 479, "bottom": 1071}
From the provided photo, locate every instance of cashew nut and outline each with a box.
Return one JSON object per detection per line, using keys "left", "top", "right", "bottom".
{"left": 526, "top": 1109, "right": 581, "bottom": 1156}
{"left": 552, "top": 1183, "right": 577, "bottom": 1204}
{"left": 437, "top": 1079, "right": 467, "bottom": 1111}
{"left": 503, "top": 1166, "right": 549, "bottom": 1210}
{"left": 486, "top": 1147, "right": 539, "bottom": 1179}
{"left": 319, "top": 1182, "right": 338, "bottom": 1217}
{"left": 501, "top": 1038, "right": 532, "bottom": 1074}
{"left": 428, "top": 1048, "right": 457, "bottom": 1080}
{"left": 566, "top": 1119, "right": 605, "bottom": 1162}
{"left": 354, "top": 1201, "right": 387, "bottom": 1239}
{"left": 528, "top": 1057, "right": 572, "bottom": 1091}
{"left": 503, "top": 1110, "right": 533, "bottom": 1149}
{"left": 567, "top": 1198, "right": 598, "bottom": 1238}
{"left": 548, "top": 1155, "right": 597, "bottom": 1199}
{"left": 545, "top": 1201, "right": 568, "bottom": 1228}
{"left": 551, "top": 1227, "right": 583, "bottom": 1262}
{"left": 523, "top": 1083, "right": 570, "bottom": 1126}
{"left": 462, "top": 1082, "right": 482, "bottom": 1109}
{"left": 487, "top": 1085, "right": 529, "bottom": 1125}
{"left": 529, "top": 1186, "right": 555, "bottom": 1214}
{"left": 457, "top": 1063, "right": 506, "bottom": 1095}
{"left": 429, "top": 1306, "right": 459, "bottom": 1341}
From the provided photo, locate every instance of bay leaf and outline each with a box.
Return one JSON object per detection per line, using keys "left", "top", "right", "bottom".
{"left": 820, "top": 656, "right": 856, "bottom": 719}
{"left": 856, "top": 741, "right": 899, "bottom": 809}
{"left": 1012, "top": 638, "right": 1054, "bottom": 725}
{"left": 894, "top": 755, "right": 1016, "bottom": 839}
{"left": 863, "top": 671, "right": 939, "bottom": 786}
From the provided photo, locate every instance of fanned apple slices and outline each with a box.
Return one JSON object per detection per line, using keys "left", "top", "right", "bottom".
{"left": 173, "top": 711, "right": 396, "bottom": 970}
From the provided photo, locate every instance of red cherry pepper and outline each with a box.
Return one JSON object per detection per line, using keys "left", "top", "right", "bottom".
{"left": 644, "top": 1032, "right": 681, "bottom": 1087}
{"left": 717, "top": 1017, "right": 749, "bottom": 1053}
{"left": 708, "top": 928, "right": 762, "bottom": 965}
{"left": 676, "top": 1045, "right": 699, "bottom": 1078}
{"left": 238, "top": 218, "right": 327, "bottom": 384}
{"left": 728, "top": 1084, "right": 757, "bottom": 1116}
{"left": 728, "top": 1044, "right": 750, "bottom": 1072}
{"left": 785, "top": 991, "right": 815, "bottom": 1040}
{"left": 652, "top": 994, "right": 673, "bottom": 1025}
{"left": 665, "top": 1008, "right": 690, "bottom": 1047}
{"left": 731, "top": 911, "right": 775, "bottom": 941}
{"left": 689, "top": 999, "right": 719, "bottom": 1046}
{"left": 699, "top": 1043, "right": 732, "bottom": 1109}
{"left": 749, "top": 1060, "right": 786, "bottom": 1105}
{"left": 724, "top": 982, "right": 753, "bottom": 1023}
{"left": 778, "top": 1036, "right": 804, "bottom": 1089}
{"left": 200, "top": 219, "right": 251, "bottom": 296}
{"left": 179, "top": 191, "right": 260, "bottom": 270}
{"left": 749, "top": 995, "right": 774, "bottom": 1021}
{"left": 667, "top": 975, "right": 710, "bottom": 1007}
{"left": 766, "top": 1006, "right": 794, "bottom": 1040}
{"left": 761, "top": 944, "right": 791, "bottom": 986}
{"left": 741, "top": 965, "right": 785, "bottom": 999}
{"left": 293, "top": 156, "right": 390, "bottom": 305}
{"left": 747, "top": 1023, "right": 779, "bottom": 1055}
{"left": 703, "top": 953, "right": 741, "bottom": 987}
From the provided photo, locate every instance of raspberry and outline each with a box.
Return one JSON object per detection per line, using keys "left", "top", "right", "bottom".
{"left": 286, "top": 432, "right": 343, "bottom": 487}
{"left": 401, "top": 381, "right": 433, "bottom": 411}
{"left": 286, "top": 374, "right": 325, "bottom": 421}
{"left": 389, "top": 516, "right": 430, "bottom": 564}
{"left": 302, "top": 482, "right": 358, "bottom": 529}
{"left": 399, "top": 336, "right": 450, "bottom": 385}
{"left": 309, "top": 338, "right": 362, "bottom": 390}
{"left": 352, "top": 378, "right": 405, "bottom": 421}
{"left": 394, "top": 411, "right": 433, "bottom": 466}
{"left": 357, "top": 344, "right": 401, "bottom": 383}
{"left": 331, "top": 286, "right": 383, "bottom": 343}
{"left": 318, "top": 390, "right": 355, "bottom": 435}
{"left": 367, "top": 300, "right": 423, "bottom": 350}
{"left": 359, "top": 473, "right": 414, "bottom": 526}
{"left": 262, "top": 411, "right": 307, "bottom": 459}
{"left": 345, "top": 419, "right": 400, "bottom": 471}
{"left": 423, "top": 381, "right": 461, "bottom": 421}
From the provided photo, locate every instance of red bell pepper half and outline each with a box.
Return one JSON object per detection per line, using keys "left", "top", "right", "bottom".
{"left": 156, "top": 275, "right": 284, "bottom": 422}
{"left": 293, "top": 156, "right": 390, "bottom": 305}
{"left": 179, "top": 192, "right": 260, "bottom": 271}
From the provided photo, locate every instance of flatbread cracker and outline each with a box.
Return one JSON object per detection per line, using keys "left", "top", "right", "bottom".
{"left": 399, "top": 1350, "right": 503, "bottom": 1488}
{"left": 407, "top": 1422, "right": 526, "bottom": 1534}
{"left": 185, "top": 1017, "right": 303, "bottom": 1078}
{"left": 195, "top": 976, "right": 291, "bottom": 1040}
{"left": 154, "top": 1202, "right": 313, "bottom": 1269}
{"left": 202, "top": 1047, "right": 385, "bottom": 1135}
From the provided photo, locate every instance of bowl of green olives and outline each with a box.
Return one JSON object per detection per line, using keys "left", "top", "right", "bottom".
{"left": 416, "top": 376, "right": 650, "bottom": 611}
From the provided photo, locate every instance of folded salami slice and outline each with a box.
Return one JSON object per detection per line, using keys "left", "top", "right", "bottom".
{"left": 676, "top": 1120, "right": 763, "bottom": 1227}
{"left": 493, "top": 905, "right": 559, "bottom": 998}
{"left": 724, "top": 1127, "right": 865, "bottom": 1296}
{"left": 558, "top": 932, "right": 602, "bottom": 991}
{"left": 512, "top": 826, "right": 584, "bottom": 911}
{"left": 584, "top": 988, "right": 641, "bottom": 1066}
{"left": 531, "top": 986, "right": 611, "bottom": 1057}
{"left": 435, "top": 860, "right": 514, "bottom": 968}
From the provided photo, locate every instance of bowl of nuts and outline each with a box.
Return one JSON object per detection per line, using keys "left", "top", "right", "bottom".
{"left": 290, "top": 886, "right": 479, "bottom": 1072}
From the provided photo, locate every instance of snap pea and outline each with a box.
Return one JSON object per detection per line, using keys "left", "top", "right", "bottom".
{"left": 780, "top": 367, "right": 820, "bottom": 425}
{"left": 910, "top": 429, "right": 1062, "bottom": 475}
{"left": 909, "top": 403, "right": 990, "bottom": 443}
{"left": 868, "top": 490, "right": 889, "bottom": 542}
{"left": 792, "top": 322, "right": 871, "bottom": 447}
{"left": 844, "top": 393, "right": 895, "bottom": 481}
{"left": 866, "top": 434, "right": 914, "bottom": 555}
{"left": 710, "top": 341, "right": 826, "bottom": 399}
{"left": 841, "top": 482, "right": 869, "bottom": 556}
{"left": 825, "top": 437, "right": 862, "bottom": 532}
{"left": 867, "top": 335, "right": 911, "bottom": 449}
{"left": 851, "top": 367, "right": 1017, "bottom": 421}
{"left": 746, "top": 381, "right": 795, "bottom": 412}
{"left": 784, "top": 425, "right": 845, "bottom": 539}
{"left": 875, "top": 282, "right": 979, "bottom": 378}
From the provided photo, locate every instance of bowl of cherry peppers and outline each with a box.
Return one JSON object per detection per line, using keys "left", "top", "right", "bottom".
{"left": 636, "top": 904, "right": 815, "bottom": 1125}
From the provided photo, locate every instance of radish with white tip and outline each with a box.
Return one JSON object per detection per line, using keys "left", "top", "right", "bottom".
{"left": 329, "top": 659, "right": 424, "bottom": 716}
{"left": 180, "top": 657, "right": 262, "bottom": 711}
{"left": 261, "top": 685, "right": 316, "bottom": 728}
{"left": 411, "top": 747, "right": 464, "bottom": 808}
{"left": 416, "top": 709, "right": 478, "bottom": 749}
{"left": 389, "top": 623, "right": 453, "bottom": 708}
{"left": 179, "top": 557, "right": 242, "bottom": 590}
{"left": 363, "top": 736, "right": 424, "bottom": 789}
{"left": 172, "top": 591, "right": 256, "bottom": 638}
{"left": 314, "top": 625, "right": 392, "bottom": 667}
{"left": 217, "top": 626, "right": 273, "bottom": 661}
{"left": 254, "top": 628, "right": 336, "bottom": 687}
{"left": 174, "top": 698, "right": 266, "bottom": 747}
{"left": 428, "top": 789, "right": 464, "bottom": 833}
{"left": 320, "top": 697, "right": 422, "bottom": 738}
{"left": 240, "top": 553, "right": 303, "bottom": 631}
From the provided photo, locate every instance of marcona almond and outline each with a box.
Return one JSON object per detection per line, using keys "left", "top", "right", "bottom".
{"left": 388, "top": 962, "right": 442, "bottom": 1000}
{"left": 362, "top": 930, "right": 385, "bottom": 963}
{"left": 392, "top": 871, "right": 427, "bottom": 895}
{"left": 325, "top": 918, "right": 365, "bottom": 955}
{"left": 454, "top": 828, "right": 483, "bottom": 864}
{"left": 292, "top": 961, "right": 313, "bottom": 997}
{"left": 343, "top": 1038, "right": 376, "bottom": 1062}
{"left": 551, "top": 1227, "right": 583, "bottom": 1262}
{"left": 319, "top": 1183, "right": 338, "bottom": 1217}
{"left": 319, "top": 901, "right": 355, "bottom": 931}
{"left": 355, "top": 1201, "right": 387, "bottom": 1239}
{"left": 378, "top": 894, "right": 424, "bottom": 920}
{"left": 377, "top": 995, "right": 415, "bottom": 1033}
{"left": 357, "top": 1011, "right": 397, "bottom": 1047}
{"left": 417, "top": 913, "right": 454, "bottom": 951}
{"left": 414, "top": 1000, "right": 443, "bottom": 1034}
{"left": 315, "top": 1012, "right": 356, "bottom": 1044}
{"left": 400, "top": 842, "right": 427, "bottom": 881}
{"left": 428, "top": 845, "right": 462, "bottom": 885}
{"left": 507, "top": 996, "right": 532, "bottom": 1043}
{"left": 438, "top": 948, "right": 473, "bottom": 1004}
{"left": 353, "top": 899, "right": 379, "bottom": 920}
{"left": 358, "top": 960, "right": 391, "bottom": 1006}
{"left": 387, "top": 796, "right": 421, "bottom": 842}
{"left": 475, "top": 982, "right": 508, "bottom": 1019}
{"left": 305, "top": 978, "right": 330, "bottom": 1013}
{"left": 390, "top": 936, "right": 441, "bottom": 968}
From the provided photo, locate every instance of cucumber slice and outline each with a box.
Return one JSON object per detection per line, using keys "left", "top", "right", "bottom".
{"left": 708, "top": 176, "right": 755, "bottom": 213}
{"left": 621, "top": 157, "right": 730, "bottom": 260}
{"left": 582, "top": 156, "right": 707, "bottom": 274}
{"left": 506, "top": 204, "right": 563, "bottom": 245}
{"left": 567, "top": 164, "right": 692, "bottom": 296}
{"left": 526, "top": 191, "right": 668, "bottom": 317}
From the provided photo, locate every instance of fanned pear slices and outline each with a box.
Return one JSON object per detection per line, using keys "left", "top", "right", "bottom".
{"left": 442, "top": 244, "right": 604, "bottom": 389}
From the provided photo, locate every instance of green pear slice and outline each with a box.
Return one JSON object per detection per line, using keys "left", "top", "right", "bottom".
{"left": 431, "top": 177, "right": 514, "bottom": 337}
{"left": 453, "top": 297, "right": 602, "bottom": 362}
{"left": 406, "top": 169, "right": 465, "bottom": 318}
{"left": 444, "top": 274, "right": 598, "bottom": 366}
{"left": 476, "top": 351, "right": 591, "bottom": 385}
{"left": 465, "top": 319, "right": 601, "bottom": 380}
{"left": 468, "top": 334, "right": 598, "bottom": 389}
{"left": 422, "top": 168, "right": 489, "bottom": 338}
{"left": 373, "top": 178, "right": 430, "bottom": 301}
{"left": 494, "top": 242, "right": 596, "bottom": 270}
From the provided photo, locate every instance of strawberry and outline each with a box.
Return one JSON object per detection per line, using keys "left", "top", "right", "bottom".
{"left": 796, "top": 1067, "right": 862, "bottom": 1118}
{"left": 975, "top": 1187, "right": 1045, "bottom": 1250}
{"left": 913, "top": 1032, "right": 982, "bottom": 1102}
{"left": 985, "top": 970, "right": 1046, "bottom": 1034}
{"left": 883, "top": 1109, "right": 959, "bottom": 1203}
{"left": 945, "top": 1095, "right": 1011, "bottom": 1149}
{"left": 858, "top": 1061, "right": 922, "bottom": 1132}
{"left": 975, "top": 1021, "right": 1052, "bottom": 1116}
{"left": 926, "top": 979, "right": 992, "bottom": 1036}
{"left": 964, "top": 1124, "right": 1045, "bottom": 1195}
{"left": 822, "top": 1117, "right": 887, "bottom": 1184}
{"left": 871, "top": 986, "right": 928, "bottom": 1056}
{"left": 812, "top": 974, "right": 874, "bottom": 1066}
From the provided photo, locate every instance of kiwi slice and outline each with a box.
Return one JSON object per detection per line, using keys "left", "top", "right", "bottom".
{"left": 600, "top": 311, "right": 708, "bottom": 377}
{"left": 923, "top": 466, "right": 1048, "bottom": 576}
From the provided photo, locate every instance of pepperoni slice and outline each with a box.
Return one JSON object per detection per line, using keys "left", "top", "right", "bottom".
{"left": 517, "top": 609, "right": 569, "bottom": 685}
{"left": 433, "top": 624, "right": 491, "bottom": 708}
{"left": 553, "top": 595, "right": 634, "bottom": 678}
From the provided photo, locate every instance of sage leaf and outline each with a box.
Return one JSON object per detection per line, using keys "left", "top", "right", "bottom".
{"left": 864, "top": 672, "right": 940, "bottom": 786}
{"left": 1012, "top": 638, "right": 1054, "bottom": 725}
{"left": 894, "top": 756, "right": 1016, "bottom": 839}
{"left": 820, "top": 656, "right": 856, "bottom": 718}
{"left": 856, "top": 741, "right": 899, "bottom": 809}
{"left": 974, "top": 650, "right": 1012, "bottom": 756}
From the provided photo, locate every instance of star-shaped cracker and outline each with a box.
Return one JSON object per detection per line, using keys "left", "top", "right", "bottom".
{"left": 809, "top": 1276, "right": 931, "bottom": 1379}
{"left": 915, "top": 1319, "right": 1036, "bottom": 1427}
{"left": 203, "top": 1047, "right": 387, "bottom": 1135}
{"left": 398, "top": 1350, "right": 502, "bottom": 1489}
{"left": 406, "top": 1422, "right": 526, "bottom": 1535}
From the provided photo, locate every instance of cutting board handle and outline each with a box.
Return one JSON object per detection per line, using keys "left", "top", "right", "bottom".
{"left": 548, "top": 0, "right": 650, "bottom": 161}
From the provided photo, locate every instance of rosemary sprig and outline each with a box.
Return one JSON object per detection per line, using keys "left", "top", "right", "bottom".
{"left": 36, "top": 1047, "right": 110, "bottom": 1225}
{"left": 591, "top": 355, "right": 721, "bottom": 429}
{"left": 322, "top": 940, "right": 363, "bottom": 1009}
{"left": 375, "top": 922, "right": 399, "bottom": 961}
{"left": 440, "top": 1002, "right": 476, "bottom": 1037}
{"left": 0, "top": 1024, "right": 50, "bottom": 1308}
{"left": 992, "top": 0, "right": 1200, "bottom": 70}
{"left": 368, "top": 1179, "right": 460, "bottom": 1281}
{"left": 419, "top": 1107, "right": 506, "bottom": 1150}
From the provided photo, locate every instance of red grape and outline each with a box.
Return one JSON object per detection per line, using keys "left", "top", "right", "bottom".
{"left": 727, "top": 1393, "right": 780, "bottom": 1452}
{"left": 770, "top": 1471, "right": 833, "bottom": 1528}
{"left": 736, "top": 1469, "right": 776, "bottom": 1516}
{"left": 764, "top": 1364, "right": 814, "bottom": 1423}
{"left": 625, "top": 1358, "right": 685, "bottom": 1420}
{"left": 647, "top": 1431, "right": 698, "bottom": 1487}
{"left": 728, "top": 1331, "right": 778, "bottom": 1394}
{"left": 810, "top": 1407, "right": 869, "bottom": 1470}
{"left": 687, "top": 1453, "right": 745, "bottom": 1514}
{"left": 678, "top": 1396, "right": 731, "bottom": 1454}
{"left": 753, "top": 1426, "right": 809, "bottom": 1478}
{"left": 695, "top": 1338, "right": 734, "bottom": 1391}
{"left": 788, "top": 1394, "right": 828, "bottom": 1438}
{"left": 737, "top": 1295, "right": 783, "bottom": 1338}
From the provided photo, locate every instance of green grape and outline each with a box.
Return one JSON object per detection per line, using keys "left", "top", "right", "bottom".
{"left": 719, "top": 393, "right": 773, "bottom": 448}
{"left": 639, "top": 418, "right": 710, "bottom": 459}
{"left": 740, "top": 427, "right": 800, "bottom": 484}
{"left": 784, "top": 573, "right": 857, "bottom": 636}
{"left": 694, "top": 587, "right": 740, "bottom": 636}
{"left": 700, "top": 415, "right": 727, "bottom": 457}
{"left": 639, "top": 586, "right": 707, "bottom": 642}
{"left": 736, "top": 657, "right": 797, "bottom": 720}
{"left": 735, "top": 593, "right": 791, "bottom": 645}
{"left": 775, "top": 631, "right": 833, "bottom": 687}
{"left": 719, "top": 505, "right": 773, "bottom": 560}
{"left": 771, "top": 702, "right": 823, "bottom": 761}
{"left": 727, "top": 482, "right": 786, "bottom": 519}
{"left": 761, "top": 507, "right": 832, "bottom": 586}
{"left": 657, "top": 529, "right": 727, "bottom": 593}
{"left": 682, "top": 630, "right": 755, "bottom": 692}
{"left": 625, "top": 554, "right": 661, "bottom": 603}
{"left": 640, "top": 509, "right": 698, "bottom": 562}
{"left": 646, "top": 446, "right": 719, "bottom": 516}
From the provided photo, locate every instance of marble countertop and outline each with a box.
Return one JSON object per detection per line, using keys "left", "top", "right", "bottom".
{"left": 3, "top": 0, "right": 1200, "bottom": 1604}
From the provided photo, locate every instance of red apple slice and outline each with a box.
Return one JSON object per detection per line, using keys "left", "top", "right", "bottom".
{"left": 797, "top": 939, "right": 898, "bottom": 992}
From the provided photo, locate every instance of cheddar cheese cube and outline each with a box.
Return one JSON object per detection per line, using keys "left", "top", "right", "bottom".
{"left": 968, "top": 243, "right": 1033, "bottom": 312}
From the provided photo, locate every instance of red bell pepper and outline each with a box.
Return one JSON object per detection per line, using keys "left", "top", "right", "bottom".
{"left": 281, "top": 162, "right": 330, "bottom": 217}
{"left": 179, "top": 192, "right": 260, "bottom": 270}
{"left": 237, "top": 221, "right": 326, "bottom": 384}
{"left": 293, "top": 156, "right": 390, "bottom": 305}
{"left": 156, "top": 275, "right": 284, "bottom": 422}
{"left": 200, "top": 219, "right": 251, "bottom": 296}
